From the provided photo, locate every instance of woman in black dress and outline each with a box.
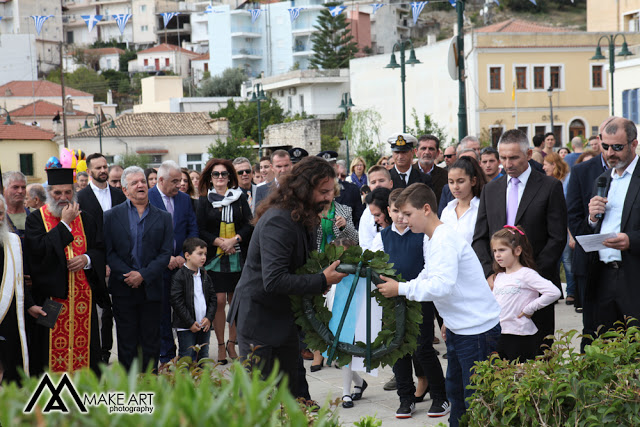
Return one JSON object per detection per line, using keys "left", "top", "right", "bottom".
{"left": 197, "top": 159, "right": 252, "bottom": 364}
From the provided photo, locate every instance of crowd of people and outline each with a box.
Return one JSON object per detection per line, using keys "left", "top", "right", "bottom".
{"left": 0, "top": 115, "right": 638, "bottom": 426}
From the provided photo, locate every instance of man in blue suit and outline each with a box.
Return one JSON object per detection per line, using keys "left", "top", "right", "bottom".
{"left": 148, "top": 160, "right": 199, "bottom": 364}
{"left": 104, "top": 166, "right": 173, "bottom": 371}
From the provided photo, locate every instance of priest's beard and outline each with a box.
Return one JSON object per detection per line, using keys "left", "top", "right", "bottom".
{"left": 0, "top": 219, "right": 9, "bottom": 247}
{"left": 46, "top": 192, "right": 78, "bottom": 218}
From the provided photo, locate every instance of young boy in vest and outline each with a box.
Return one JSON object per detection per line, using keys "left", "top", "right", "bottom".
{"left": 377, "top": 183, "right": 501, "bottom": 427}
{"left": 371, "top": 189, "right": 449, "bottom": 419}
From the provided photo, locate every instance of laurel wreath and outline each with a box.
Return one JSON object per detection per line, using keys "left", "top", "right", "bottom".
{"left": 291, "top": 245, "right": 422, "bottom": 369}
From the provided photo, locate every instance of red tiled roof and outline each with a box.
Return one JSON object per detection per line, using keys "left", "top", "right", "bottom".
{"left": 138, "top": 43, "right": 200, "bottom": 56}
{"left": 9, "top": 100, "right": 92, "bottom": 117}
{"left": 0, "top": 121, "right": 56, "bottom": 140}
{"left": 0, "top": 81, "right": 93, "bottom": 98}
{"left": 193, "top": 53, "right": 209, "bottom": 61}
{"left": 476, "top": 18, "right": 573, "bottom": 33}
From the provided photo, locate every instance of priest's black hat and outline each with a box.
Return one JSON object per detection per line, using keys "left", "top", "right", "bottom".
{"left": 46, "top": 168, "right": 75, "bottom": 185}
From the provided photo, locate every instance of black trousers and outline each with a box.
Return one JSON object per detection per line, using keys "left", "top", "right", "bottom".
{"left": 112, "top": 294, "right": 162, "bottom": 372}
{"left": 594, "top": 264, "right": 639, "bottom": 333}
{"left": 99, "top": 301, "right": 114, "bottom": 362}
{"left": 497, "top": 334, "right": 538, "bottom": 362}
{"left": 238, "top": 324, "right": 300, "bottom": 397}
{"left": 393, "top": 302, "right": 446, "bottom": 402}
{"left": 532, "top": 302, "right": 555, "bottom": 354}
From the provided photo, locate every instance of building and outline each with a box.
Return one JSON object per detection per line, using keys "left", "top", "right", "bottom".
{"left": 0, "top": 35, "right": 39, "bottom": 85}
{"left": 8, "top": 100, "right": 93, "bottom": 135}
{"left": 191, "top": 53, "right": 209, "bottom": 85}
{"left": 66, "top": 112, "right": 230, "bottom": 170}
{"left": 0, "top": 81, "right": 95, "bottom": 116}
{"left": 587, "top": 0, "right": 640, "bottom": 32}
{"left": 0, "top": 122, "right": 58, "bottom": 184}
{"left": 615, "top": 57, "right": 640, "bottom": 134}
{"left": 63, "top": 47, "right": 125, "bottom": 73}
{"left": 128, "top": 43, "right": 200, "bottom": 77}
{"left": 62, "top": 0, "right": 135, "bottom": 46}
{"left": 0, "top": 0, "right": 63, "bottom": 72}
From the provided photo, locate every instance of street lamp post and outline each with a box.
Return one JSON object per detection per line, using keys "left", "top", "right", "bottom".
{"left": 338, "top": 93, "right": 354, "bottom": 166}
{"left": 250, "top": 84, "right": 267, "bottom": 158}
{"left": 385, "top": 39, "right": 422, "bottom": 132}
{"left": 83, "top": 113, "right": 116, "bottom": 154}
{"left": 591, "top": 34, "right": 632, "bottom": 116}
{"left": 0, "top": 107, "right": 14, "bottom": 126}
{"left": 547, "top": 86, "right": 554, "bottom": 137}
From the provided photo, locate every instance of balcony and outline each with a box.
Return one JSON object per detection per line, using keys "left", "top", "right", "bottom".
{"left": 230, "top": 26, "right": 261, "bottom": 38}
{"left": 231, "top": 48, "right": 263, "bottom": 59}
{"left": 293, "top": 44, "right": 313, "bottom": 57}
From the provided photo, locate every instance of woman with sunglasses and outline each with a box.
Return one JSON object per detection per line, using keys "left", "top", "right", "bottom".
{"left": 197, "top": 159, "right": 253, "bottom": 364}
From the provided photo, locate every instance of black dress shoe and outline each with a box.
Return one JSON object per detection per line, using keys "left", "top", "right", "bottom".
{"left": 310, "top": 358, "right": 324, "bottom": 372}
{"left": 342, "top": 395, "right": 354, "bottom": 408}
{"left": 414, "top": 385, "right": 430, "bottom": 402}
{"left": 351, "top": 379, "right": 368, "bottom": 401}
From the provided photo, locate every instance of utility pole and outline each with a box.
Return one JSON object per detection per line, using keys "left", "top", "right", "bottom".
{"left": 59, "top": 41, "right": 68, "bottom": 148}
{"left": 456, "top": 0, "right": 468, "bottom": 141}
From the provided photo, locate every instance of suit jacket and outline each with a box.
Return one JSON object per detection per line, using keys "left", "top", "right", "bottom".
{"left": 421, "top": 164, "right": 448, "bottom": 202}
{"left": 77, "top": 184, "right": 126, "bottom": 234}
{"left": 335, "top": 179, "right": 364, "bottom": 228}
{"left": 227, "top": 208, "right": 326, "bottom": 347}
{"left": 566, "top": 154, "right": 608, "bottom": 276}
{"left": 472, "top": 168, "right": 567, "bottom": 286}
{"left": 390, "top": 165, "right": 433, "bottom": 190}
{"left": 254, "top": 180, "right": 276, "bottom": 209}
{"left": 148, "top": 186, "right": 198, "bottom": 257}
{"left": 103, "top": 201, "right": 173, "bottom": 302}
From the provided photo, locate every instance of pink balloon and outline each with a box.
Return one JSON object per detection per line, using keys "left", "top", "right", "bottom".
{"left": 59, "top": 148, "right": 77, "bottom": 169}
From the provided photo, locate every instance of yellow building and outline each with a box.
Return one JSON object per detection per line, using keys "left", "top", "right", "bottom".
{"left": 587, "top": 0, "right": 640, "bottom": 32}
{"left": 0, "top": 122, "right": 58, "bottom": 183}
{"left": 468, "top": 19, "right": 640, "bottom": 146}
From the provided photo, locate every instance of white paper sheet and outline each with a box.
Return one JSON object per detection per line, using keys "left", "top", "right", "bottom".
{"left": 575, "top": 233, "right": 618, "bottom": 252}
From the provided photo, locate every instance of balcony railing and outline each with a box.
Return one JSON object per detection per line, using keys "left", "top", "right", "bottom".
{"left": 231, "top": 26, "right": 262, "bottom": 35}
{"left": 232, "top": 48, "right": 263, "bottom": 56}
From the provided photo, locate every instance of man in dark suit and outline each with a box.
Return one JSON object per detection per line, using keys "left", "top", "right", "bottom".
{"left": 583, "top": 117, "right": 640, "bottom": 333}
{"left": 473, "top": 129, "right": 567, "bottom": 352}
{"left": 77, "top": 153, "right": 127, "bottom": 363}
{"left": 228, "top": 157, "right": 347, "bottom": 396}
{"left": 148, "top": 160, "right": 198, "bottom": 364}
{"left": 416, "top": 135, "right": 448, "bottom": 202}
{"left": 254, "top": 150, "right": 292, "bottom": 208}
{"left": 387, "top": 133, "right": 432, "bottom": 190}
{"left": 104, "top": 166, "right": 173, "bottom": 372}
{"left": 233, "top": 157, "right": 257, "bottom": 213}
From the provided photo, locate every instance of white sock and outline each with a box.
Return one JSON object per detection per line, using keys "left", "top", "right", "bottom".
{"left": 352, "top": 371, "right": 363, "bottom": 388}
{"left": 342, "top": 365, "right": 353, "bottom": 396}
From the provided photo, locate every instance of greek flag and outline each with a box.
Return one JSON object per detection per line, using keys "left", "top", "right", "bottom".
{"left": 204, "top": 5, "right": 214, "bottom": 13}
{"left": 411, "top": 2, "right": 427, "bottom": 25}
{"left": 329, "top": 6, "right": 346, "bottom": 17}
{"left": 81, "top": 15, "right": 103, "bottom": 32}
{"left": 161, "top": 12, "right": 179, "bottom": 29}
{"left": 371, "top": 4, "right": 385, "bottom": 15}
{"left": 249, "top": 9, "right": 262, "bottom": 24}
{"left": 31, "top": 15, "right": 53, "bottom": 36}
{"left": 529, "top": 0, "right": 537, "bottom": 4}
{"left": 288, "top": 8, "right": 304, "bottom": 22}
{"left": 449, "top": 0, "right": 456, "bottom": 6}
{"left": 113, "top": 14, "right": 132, "bottom": 35}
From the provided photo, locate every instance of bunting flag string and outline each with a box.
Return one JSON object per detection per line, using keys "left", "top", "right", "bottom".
{"left": 288, "top": 8, "right": 304, "bottom": 22}
{"left": 411, "top": 2, "right": 427, "bottom": 25}
{"left": 204, "top": 5, "right": 214, "bottom": 14}
{"left": 31, "top": 15, "right": 53, "bottom": 36}
{"left": 491, "top": 0, "right": 500, "bottom": 5}
{"left": 371, "top": 4, "right": 385, "bottom": 15}
{"left": 113, "top": 14, "right": 132, "bottom": 35}
{"left": 449, "top": 0, "right": 456, "bottom": 6}
{"left": 161, "top": 12, "right": 179, "bottom": 29}
{"left": 249, "top": 9, "right": 262, "bottom": 24}
{"left": 81, "top": 15, "right": 103, "bottom": 32}
{"left": 329, "top": 6, "right": 346, "bottom": 17}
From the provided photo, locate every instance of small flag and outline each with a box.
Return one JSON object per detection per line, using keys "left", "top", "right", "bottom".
{"left": 449, "top": 0, "right": 456, "bottom": 6}
{"left": 288, "top": 8, "right": 304, "bottom": 22}
{"left": 0, "top": 17, "right": 3, "bottom": 23}
{"left": 204, "top": 5, "right": 214, "bottom": 14}
{"left": 411, "top": 2, "right": 427, "bottom": 25}
{"left": 81, "top": 15, "right": 103, "bottom": 32}
{"left": 249, "top": 9, "right": 262, "bottom": 24}
{"left": 329, "top": 6, "right": 346, "bottom": 17}
{"left": 529, "top": 0, "right": 537, "bottom": 4}
{"left": 371, "top": 4, "right": 385, "bottom": 15}
{"left": 31, "top": 15, "right": 53, "bottom": 36}
{"left": 113, "top": 14, "right": 132, "bottom": 35}
{"left": 161, "top": 12, "right": 179, "bottom": 29}
{"left": 512, "top": 82, "right": 516, "bottom": 101}
{"left": 492, "top": 0, "right": 500, "bottom": 5}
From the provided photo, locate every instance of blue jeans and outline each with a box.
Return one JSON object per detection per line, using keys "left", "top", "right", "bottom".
{"left": 562, "top": 242, "right": 575, "bottom": 297}
{"left": 177, "top": 329, "right": 211, "bottom": 362}
{"left": 445, "top": 323, "right": 501, "bottom": 427}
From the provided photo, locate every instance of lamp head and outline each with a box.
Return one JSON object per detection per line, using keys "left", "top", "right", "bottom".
{"left": 346, "top": 97, "right": 355, "bottom": 108}
{"left": 82, "top": 119, "right": 90, "bottom": 129}
{"left": 338, "top": 99, "right": 346, "bottom": 109}
{"left": 3, "top": 112, "right": 13, "bottom": 126}
{"left": 258, "top": 88, "right": 267, "bottom": 101}
{"left": 618, "top": 41, "right": 632, "bottom": 57}
{"left": 406, "top": 48, "right": 421, "bottom": 65}
{"left": 385, "top": 53, "right": 400, "bottom": 69}
{"left": 109, "top": 119, "right": 117, "bottom": 129}
{"left": 591, "top": 46, "right": 605, "bottom": 60}
{"left": 547, "top": 86, "right": 553, "bottom": 98}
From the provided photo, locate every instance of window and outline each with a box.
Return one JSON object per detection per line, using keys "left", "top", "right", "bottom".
{"left": 186, "top": 154, "right": 204, "bottom": 172}
{"left": 19, "top": 154, "right": 34, "bottom": 176}
{"left": 140, "top": 4, "right": 147, "bottom": 13}
{"left": 515, "top": 66, "right": 527, "bottom": 90}
{"left": 517, "top": 126, "right": 529, "bottom": 137}
{"left": 165, "top": 58, "right": 170, "bottom": 67}
{"left": 204, "top": 63, "right": 208, "bottom": 72}
{"left": 550, "top": 66, "right": 561, "bottom": 89}
{"left": 534, "top": 66, "right": 545, "bottom": 89}
{"left": 106, "top": 58, "right": 112, "bottom": 68}
{"left": 299, "top": 95, "right": 304, "bottom": 112}
{"left": 623, "top": 89, "right": 640, "bottom": 124}
{"left": 489, "top": 67, "right": 502, "bottom": 91}
{"left": 287, "top": 96, "right": 292, "bottom": 110}
{"left": 553, "top": 125, "right": 563, "bottom": 146}
{"left": 141, "top": 25, "right": 148, "bottom": 32}
{"left": 149, "top": 154, "right": 163, "bottom": 166}
{"left": 535, "top": 125, "right": 546, "bottom": 136}
{"left": 66, "top": 31, "right": 74, "bottom": 44}
{"left": 591, "top": 64, "right": 603, "bottom": 89}
{"left": 490, "top": 127, "right": 504, "bottom": 147}
{"left": 591, "top": 126, "right": 599, "bottom": 136}
{"left": 104, "top": 155, "right": 115, "bottom": 164}
{"left": 144, "top": 58, "right": 149, "bottom": 66}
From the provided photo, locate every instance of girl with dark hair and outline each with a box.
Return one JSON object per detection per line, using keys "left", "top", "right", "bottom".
{"left": 440, "top": 156, "right": 487, "bottom": 244}
{"left": 197, "top": 159, "right": 252, "bottom": 365}
{"left": 180, "top": 168, "right": 196, "bottom": 199}
{"left": 364, "top": 188, "right": 392, "bottom": 230}
{"left": 490, "top": 226, "right": 560, "bottom": 362}
{"left": 145, "top": 168, "right": 158, "bottom": 188}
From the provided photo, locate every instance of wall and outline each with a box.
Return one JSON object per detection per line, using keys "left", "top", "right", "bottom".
{"left": 263, "top": 119, "right": 321, "bottom": 154}
{"left": 134, "top": 76, "right": 183, "bottom": 113}
{"left": 0, "top": 139, "right": 59, "bottom": 183}
{"left": 613, "top": 57, "right": 640, "bottom": 135}
{"left": 0, "top": 35, "right": 38, "bottom": 84}
{"left": 587, "top": 0, "right": 640, "bottom": 32}
{"left": 209, "top": 5, "right": 235, "bottom": 77}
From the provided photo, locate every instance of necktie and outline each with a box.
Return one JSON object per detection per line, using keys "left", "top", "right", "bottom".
{"left": 246, "top": 190, "right": 252, "bottom": 208}
{"left": 165, "top": 195, "right": 174, "bottom": 218}
{"left": 399, "top": 173, "right": 407, "bottom": 185}
{"left": 506, "top": 177, "right": 520, "bottom": 226}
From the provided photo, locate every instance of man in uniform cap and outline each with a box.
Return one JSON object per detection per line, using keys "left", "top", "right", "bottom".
{"left": 317, "top": 151, "right": 338, "bottom": 162}
{"left": 289, "top": 147, "right": 309, "bottom": 164}
{"left": 387, "top": 133, "right": 432, "bottom": 190}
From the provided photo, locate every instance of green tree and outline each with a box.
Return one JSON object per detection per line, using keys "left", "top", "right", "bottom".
{"left": 342, "top": 108, "right": 384, "bottom": 167}
{"left": 119, "top": 49, "right": 137, "bottom": 72}
{"left": 210, "top": 98, "right": 285, "bottom": 142}
{"left": 117, "top": 153, "right": 150, "bottom": 169}
{"left": 404, "top": 109, "right": 450, "bottom": 145}
{"left": 321, "top": 135, "right": 341, "bottom": 152}
{"left": 309, "top": 4, "right": 359, "bottom": 69}
{"left": 207, "top": 130, "right": 256, "bottom": 161}
{"left": 200, "top": 68, "right": 248, "bottom": 97}
{"left": 47, "top": 68, "right": 109, "bottom": 102}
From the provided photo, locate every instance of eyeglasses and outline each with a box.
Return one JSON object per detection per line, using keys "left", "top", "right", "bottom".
{"left": 237, "top": 169, "right": 252, "bottom": 175}
{"left": 600, "top": 141, "right": 630, "bottom": 152}
{"left": 212, "top": 171, "right": 229, "bottom": 178}
{"left": 444, "top": 154, "right": 455, "bottom": 159}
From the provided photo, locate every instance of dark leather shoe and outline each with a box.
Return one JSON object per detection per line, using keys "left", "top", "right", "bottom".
{"left": 351, "top": 379, "right": 368, "bottom": 401}
{"left": 301, "top": 349, "right": 314, "bottom": 360}
{"left": 342, "top": 396, "right": 354, "bottom": 408}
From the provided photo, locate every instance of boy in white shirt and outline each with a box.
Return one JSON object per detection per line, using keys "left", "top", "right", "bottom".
{"left": 378, "top": 183, "right": 501, "bottom": 427}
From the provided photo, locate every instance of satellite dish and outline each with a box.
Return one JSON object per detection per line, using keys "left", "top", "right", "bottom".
{"left": 448, "top": 36, "right": 459, "bottom": 81}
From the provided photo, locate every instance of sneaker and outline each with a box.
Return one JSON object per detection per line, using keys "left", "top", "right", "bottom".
{"left": 395, "top": 401, "right": 415, "bottom": 419}
{"left": 428, "top": 400, "right": 451, "bottom": 417}
{"left": 383, "top": 376, "right": 397, "bottom": 391}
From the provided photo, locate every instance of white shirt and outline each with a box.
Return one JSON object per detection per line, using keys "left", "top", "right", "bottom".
{"left": 177, "top": 269, "right": 207, "bottom": 332}
{"left": 505, "top": 165, "right": 532, "bottom": 210}
{"left": 358, "top": 206, "right": 378, "bottom": 250}
{"left": 598, "top": 154, "right": 639, "bottom": 262}
{"left": 371, "top": 223, "right": 429, "bottom": 261}
{"left": 397, "top": 223, "right": 501, "bottom": 335}
{"left": 394, "top": 165, "right": 411, "bottom": 185}
{"left": 89, "top": 180, "right": 111, "bottom": 212}
{"left": 440, "top": 197, "right": 480, "bottom": 245}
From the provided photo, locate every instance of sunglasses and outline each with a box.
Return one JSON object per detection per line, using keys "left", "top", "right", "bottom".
{"left": 339, "top": 174, "right": 347, "bottom": 179}
{"left": 600, "top": 141, "right": 630, "bottom": 152}
{"left": 444, "top": 154, "right": 455, "bottom": 159}
{"left": 212, "top": 171, "right": 229, "bottom": 178}
{"left": 237, "top": 169, "right": 252, "bottom": 175}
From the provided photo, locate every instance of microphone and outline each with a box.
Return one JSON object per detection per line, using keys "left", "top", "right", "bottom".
{"left": 595, "top": 176, "right": 607, "bottom": 219}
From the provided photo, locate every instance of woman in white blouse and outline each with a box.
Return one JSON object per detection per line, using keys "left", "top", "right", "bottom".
{"left": 440, "top": 156, "right": 487, "bottom": 244}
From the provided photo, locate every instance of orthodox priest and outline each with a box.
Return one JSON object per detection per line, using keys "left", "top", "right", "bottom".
{"left": 25, "top": 168, "right": 106, "bottom": 375}
{"left": 0, "top": 194, "right": 29, "bottom": 384}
